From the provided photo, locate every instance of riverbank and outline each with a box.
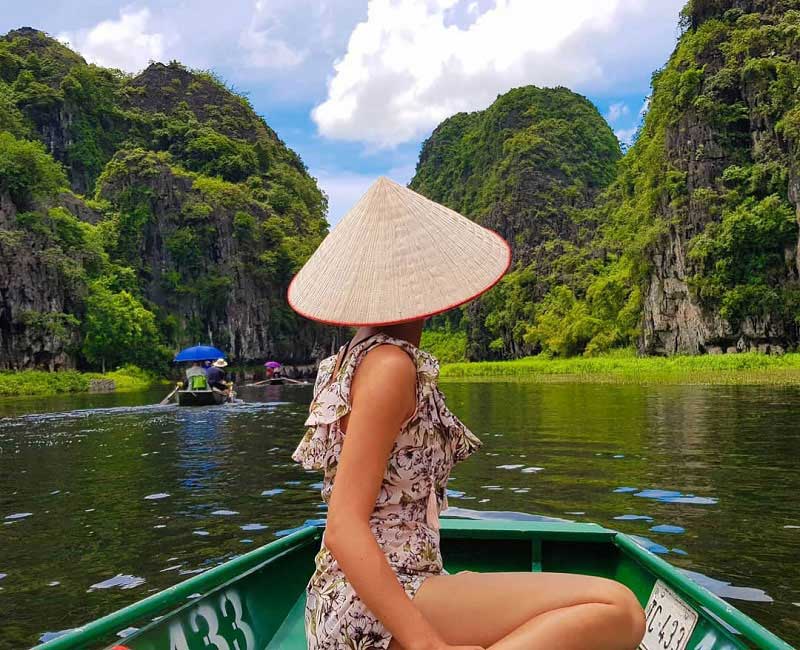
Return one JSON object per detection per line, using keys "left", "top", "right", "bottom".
{"left": 0, "top": 365, "right": 164, "bottom": 397}
{"left": 438, "top": 350, "right": 800, "bottom": 384}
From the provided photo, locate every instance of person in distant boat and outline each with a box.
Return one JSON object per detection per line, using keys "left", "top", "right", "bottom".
{"left": 288, "top": 177, "right": 645, "bottom": 650}
{"left": 206, "top": 358, "right": 229, "bottom": 392}
{"left": 184, "top": 362, "right": 207, "bottom": 390}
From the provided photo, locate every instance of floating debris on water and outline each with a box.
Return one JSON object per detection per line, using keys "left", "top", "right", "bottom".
{"left": 89, "top": 574, "right": 145, "bottom": 590}
{"left": 144, "top": 493, "right": 170, "bottom": 500}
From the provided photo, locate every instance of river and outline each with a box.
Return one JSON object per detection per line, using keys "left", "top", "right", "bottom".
{"left": 0, "top": 382, "right": 798, "bottom": 648}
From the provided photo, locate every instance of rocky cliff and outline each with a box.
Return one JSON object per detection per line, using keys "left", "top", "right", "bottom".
{"left": 635, "top": 0, "right": 800, "bottom": 354}
{"left": 411, "top": 86, "right": 621, "bottom": 358}
{"left": 0, "top": 28, "right": 333, "bottom": 369}
{"left": 413, "top": 1, "right": 800, "bottom": 358}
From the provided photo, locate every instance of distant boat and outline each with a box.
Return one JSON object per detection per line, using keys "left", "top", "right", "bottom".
{"left": 33, "top": 519, "right": 791, "bottom": 650}
{"left": 176, "top": 387, "right": 228, "bottom": 406}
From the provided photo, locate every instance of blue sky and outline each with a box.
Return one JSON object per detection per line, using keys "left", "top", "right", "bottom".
{"left": 1, "top": 0, "right": 686, "bottom": 223}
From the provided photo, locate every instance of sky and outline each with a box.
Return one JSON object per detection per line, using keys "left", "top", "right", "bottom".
{"left": 0, "top": 0, "right": 686, "bottom": 224}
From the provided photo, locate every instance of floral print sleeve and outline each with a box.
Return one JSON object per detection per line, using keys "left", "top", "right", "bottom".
{"left": 291, "top": 334, "right": 481, "bottom": 650}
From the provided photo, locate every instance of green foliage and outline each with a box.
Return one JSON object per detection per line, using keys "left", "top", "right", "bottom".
{"left": 420, "top": 329, "right": 468, "bottom": 363}
{"left": 0, "top": 130, "right": 66, "bottom": 208}
{"left": 0, "top": 365, "right": 159, "bottom": 397}
{"left": 439, "top": 350, "right": 800, "bottom": 384}
{"left": 81, "top": 279, "right": 170, "bottom": 371}
{"left": 0, "top": 28, "right": 329, "bottom": 373}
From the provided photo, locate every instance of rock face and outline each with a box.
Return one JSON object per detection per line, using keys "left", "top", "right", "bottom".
{"left": 411, "top": 86, "right": 621, "bottom": 358}
{"left": 638, "top": 0, "right": 800, "bottom": 354}
{"left": 0, "top": 191, "right": 81, "bottom": 369}
{"left": 0, "top": 28, "right": 334, "bottom": 369}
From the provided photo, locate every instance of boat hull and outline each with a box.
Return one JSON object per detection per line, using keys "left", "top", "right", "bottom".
{"left": 176, "top": 389, "right": 227, "bottom": 406}
{"left": 34, "top": 519, "right": 793, "bottom": 650}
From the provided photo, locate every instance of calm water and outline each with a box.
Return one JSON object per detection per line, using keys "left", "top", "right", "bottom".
{"left": 0, "top": 382, "right": 798, "bottom": 648}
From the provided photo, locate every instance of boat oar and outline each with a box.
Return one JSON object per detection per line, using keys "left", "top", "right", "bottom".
{"left": 159, "top": 383, "right": 181, "bottom": 405}
{"left": 244, "top": 379, "right": 271, "bottom": 387}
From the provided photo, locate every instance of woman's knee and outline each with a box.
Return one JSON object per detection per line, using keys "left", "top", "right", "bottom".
{"left": 604, "top": 582, "right": 646, "bottom": 647}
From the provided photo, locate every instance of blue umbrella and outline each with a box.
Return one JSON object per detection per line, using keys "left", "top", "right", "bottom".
{"left": 173, "top": 345, "right": 226, "bottom": 363}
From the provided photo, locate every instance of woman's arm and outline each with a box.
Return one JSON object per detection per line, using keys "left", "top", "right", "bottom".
{"left": 325, "top": 345, "right": 479, "bottom": 650}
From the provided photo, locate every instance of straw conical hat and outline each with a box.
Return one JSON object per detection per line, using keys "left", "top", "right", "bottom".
{"left": 288, "top": 177, "right": 511, "bottom": 326}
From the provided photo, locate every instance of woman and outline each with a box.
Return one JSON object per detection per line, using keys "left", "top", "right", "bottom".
{"left": 289, "top": 178, "right": 645, "bottom": 650}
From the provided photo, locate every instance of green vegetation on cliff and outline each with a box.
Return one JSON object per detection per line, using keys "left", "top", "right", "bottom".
{"left": 0, "top": 27, "right": 329, "bottom": 371}
{"left": 411, "top": 86, "right": 623, "bottom": 359}
{"left": 414, "top": 1, "right": 800, "bottom": 360}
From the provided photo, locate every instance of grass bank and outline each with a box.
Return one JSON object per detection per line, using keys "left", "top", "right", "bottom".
{"left": 438, "top": 350, "right": 800, "bottom": 385}
{"left": 0, "top": 365, "right": 163, "bottom": 397}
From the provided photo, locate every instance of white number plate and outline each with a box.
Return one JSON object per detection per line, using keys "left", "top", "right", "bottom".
{"left": 640, "top": 580, "right": 698, "bottom": 650}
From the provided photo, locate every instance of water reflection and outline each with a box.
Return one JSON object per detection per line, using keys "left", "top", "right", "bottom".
{"left": 0, "top": 382, "right": 798, "bottom": 646}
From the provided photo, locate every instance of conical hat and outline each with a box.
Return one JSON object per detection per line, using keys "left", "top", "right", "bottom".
{"left": 288, "top": 177, "right": 511, "bottom": 326}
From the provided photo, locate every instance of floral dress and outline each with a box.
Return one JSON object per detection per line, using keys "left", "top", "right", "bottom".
{"left": 292, "top": 334, "right": 481, "bottom": 650}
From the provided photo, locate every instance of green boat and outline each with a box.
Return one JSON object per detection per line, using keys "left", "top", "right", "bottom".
{"left": 33, "top": 519, "right": 793, "bottom": 650}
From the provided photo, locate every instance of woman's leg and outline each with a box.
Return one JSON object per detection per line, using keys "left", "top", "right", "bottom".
{"left": 389, "top": 571, "right": 645, "bottom": 650}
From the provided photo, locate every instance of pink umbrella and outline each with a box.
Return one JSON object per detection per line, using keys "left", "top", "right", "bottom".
{"left": 264, "top": 361, "right": 282, "bottom": 369}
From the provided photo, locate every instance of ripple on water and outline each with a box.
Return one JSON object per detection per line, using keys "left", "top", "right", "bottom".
{"left": 39, "top": 630, "right": 74, "bottom": 644}
{"left": 89, "top": 574, "right": 145, "bottom": 590}
{"left": 629, "top": 535, "right": 669, "bottom": 555}
{"left": 614, "top": 487, "right": 638, "bottom": 493}
{"left": 680, "top": 569, "right": 773, "bottom": 602}
{"left": 210, "top": 509, "right": 239, "bottom": 516}
{"left": 614, "top": 514, "right": 653, "bottom": 522}
{"left": 631, "top": 489, "right": 717, "bottom": 505}
{"left": 240, "top": 523, "right": 269, "bottom": 531}
{"left": 4, "top": 512, "right": 33, "bottom": 520}
{"left": 144, "top": 493, "right": 170, "bottom": 500}
{"left": 650, "top": 524, "right": 685, "bottom": 534}
{"left": 261, "top": 488, "right": 284, "bottom": 496}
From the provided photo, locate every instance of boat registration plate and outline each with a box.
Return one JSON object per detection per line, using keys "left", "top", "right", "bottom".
{"left": 640, "top": 580, "right": 698, "bottom": 650}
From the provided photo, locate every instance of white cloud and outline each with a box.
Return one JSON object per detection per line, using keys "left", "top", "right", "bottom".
{"left": 605, "top": 102, "right": 630, "bottom": 124}
{"left": 239, "top": 0, "right": 308, "bottom": 69}
{"left": 614, "top": 126, "right": 638, "bottom": 146}
{"left": 312, "top": 0, "right": 684, "bottom": 147}
{"left": 57, "top": 8, "right": 166, "bottom": 73}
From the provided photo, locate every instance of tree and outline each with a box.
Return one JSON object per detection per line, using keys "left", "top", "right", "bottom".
{"left": 81, "top": 279, "right": 169, "bottom": 372}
